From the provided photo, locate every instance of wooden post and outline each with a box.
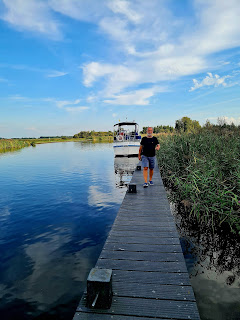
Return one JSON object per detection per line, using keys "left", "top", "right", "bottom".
{"left": 128, "top": 184, "right": 137, "bottom": 193}
{"left": 86, "top": 268, "right": 113, "bottom": 309}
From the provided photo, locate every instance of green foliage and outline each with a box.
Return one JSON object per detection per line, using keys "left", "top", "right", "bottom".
{"left": 0, "top": 139, "right": 31, "bottom": 152}
{"left": 202, "top": 117, "right": 240, "bottom": 135}
{"left": 73, "top": 130, "right": 113, "bottom": 139}
{"left": 141, "top": 125, "right": 174, "bottom": 134}
{"left": 156, "top": 131, "right": 240, "bottom": 233}
{"left": 175, "top": 116, "right": 201, "bottom": 133}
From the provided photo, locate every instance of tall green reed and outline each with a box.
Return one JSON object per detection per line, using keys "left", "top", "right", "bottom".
{"left": 156, "top": 132, "right": 240, "bottom": 233}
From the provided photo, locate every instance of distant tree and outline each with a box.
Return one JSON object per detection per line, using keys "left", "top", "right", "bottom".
{"left": 175, "top": 117, "right": 201, "bottom": 133}
{"left": 217, "top": 117, "right": 227, "bottom": 127}
{"left": 141, "top": 127, "right": 147, "bottom": 134}
{"left": 73, "top": 130, "right": 113, "bottom": 139}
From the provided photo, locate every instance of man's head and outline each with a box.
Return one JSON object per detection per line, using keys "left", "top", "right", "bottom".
{"left": 147, "top": 127, "right": 153, "bottom": 137}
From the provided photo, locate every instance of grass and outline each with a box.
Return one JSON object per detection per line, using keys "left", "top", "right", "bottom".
{"left": 0, "top": 139, "right": 32, "bottom": 152}
{"left": 156, "top": 131, "right": 240, "bottom": 233}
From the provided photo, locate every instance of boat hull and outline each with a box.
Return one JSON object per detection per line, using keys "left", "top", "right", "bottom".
{"left": 113, "top": 142, "right": 140, "bottom": 157}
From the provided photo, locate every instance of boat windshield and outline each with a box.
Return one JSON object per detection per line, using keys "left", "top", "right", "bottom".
{"left": 113, "top": 124, "right": 141, "bottom": 141}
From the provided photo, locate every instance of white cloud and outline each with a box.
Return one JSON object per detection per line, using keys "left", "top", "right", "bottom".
{"left": 107, "top": 0, "right": 142, "bottom": 23}
{"left": 187, "top": 0, "right": 240, "bottom": 56}
{"left": 55, "top": 99, "right": 81, "bottom": 108}
{"left": 82, "top": 62, "right": 140, "bottom": 94}
{"left": 82, "top": 56, "right": 206, "bottom": 97}
{"left": 189, "top": 73, "right": 231, "bottom": 91}
{"left": 9, "top": 94, "right": 30, "bottom": 101}
{"left": 86, "top": 95, "right": 97, "bottom": 103}
{"left": 49, "top": 0, "right": 107, "bottom": 22}
{"left": 80, "top": 0, "right": 240, "bottom": 100}
{"left": 1, "top": 0, "right": 240, "bottom": 104}
{"left": 47, "top": 71, "right": 68, "bottom": 78}
{"left": 104, "top": 87, "right": 166, "bottom": 105}
{"left": 208, "top": 116, "right": 240, "bottom": 125}
{"left": 221, "top": 116, "right": 240, "bottom": 125}
{"left": 64, "top": 106, "right": 89, "bottom": 112}
{"left": 1, "top": 0, "right": 61, "bottom": 39}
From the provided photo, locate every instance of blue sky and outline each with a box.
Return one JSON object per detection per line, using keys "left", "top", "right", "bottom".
{"left": 0, "top": 0, "right": 240, "bottom": 138}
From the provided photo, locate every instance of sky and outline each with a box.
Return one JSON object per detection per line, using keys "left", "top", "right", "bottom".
{"left": 0, "top": 0, "right": 240, "bottom": 138}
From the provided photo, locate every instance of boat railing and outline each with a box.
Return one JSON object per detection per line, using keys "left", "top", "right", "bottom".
{"left": 114, "top": 132, "right": 141, "bottom": 142}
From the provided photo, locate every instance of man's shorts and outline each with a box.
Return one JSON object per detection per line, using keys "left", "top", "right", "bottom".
{"left": 141, "top": 155, "right": 156, "bottom": 169}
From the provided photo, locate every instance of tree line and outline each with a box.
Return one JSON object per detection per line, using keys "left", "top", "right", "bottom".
{"left": 73, "top": 130, "right": 113, "bottom": 139}
{"left": 141, "top": 117, "right": 240, "bottom": 134}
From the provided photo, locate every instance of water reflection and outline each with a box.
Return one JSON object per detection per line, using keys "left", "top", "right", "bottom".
{"left": 114, "top": 156, "right": 139, "bottom": 188}
{"left": 171, "top": 203, "right": 240, "bottom": 320}
{"left": 0, "top": 142, "right": 127, "bottom": 320}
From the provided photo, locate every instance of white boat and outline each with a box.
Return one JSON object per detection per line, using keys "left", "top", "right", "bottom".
{"left": 113, "top": 121, "right": 141, "bottom": 157}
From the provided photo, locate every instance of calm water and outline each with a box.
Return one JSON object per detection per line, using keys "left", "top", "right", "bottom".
{"left": 0, "top": 142, "right": 137, "bottom": 320}
{"left": 0, "top": 142, "right": 239, "bottom": 320}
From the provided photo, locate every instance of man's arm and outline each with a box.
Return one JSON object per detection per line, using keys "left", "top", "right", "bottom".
{"left": 155, "top": 137, "right": 160, "bottom": 151}
{"left": 138, "top": 145, "right": 143, "bottom": 160}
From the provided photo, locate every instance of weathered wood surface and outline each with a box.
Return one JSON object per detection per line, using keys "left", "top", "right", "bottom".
{"left": 73, "top": 161, "right": 200, "bottom": 320}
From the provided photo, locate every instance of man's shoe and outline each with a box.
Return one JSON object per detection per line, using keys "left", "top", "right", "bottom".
{"left": 149, "top": 180, "right": 154, "bottom": 185}
{"left": 143, "top": 182, "right": 148, "bottom": 188}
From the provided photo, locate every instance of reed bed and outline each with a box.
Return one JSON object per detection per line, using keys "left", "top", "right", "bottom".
{"left": 0, "top": 139, "right": 31, "bottom": 151}
{"left": 156, "top": 131, "right": 240, "bottom": 233}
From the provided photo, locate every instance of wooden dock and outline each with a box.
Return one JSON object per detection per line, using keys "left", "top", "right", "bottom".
{"left": 73, "top": 162, "right": 200, "bottom": 320}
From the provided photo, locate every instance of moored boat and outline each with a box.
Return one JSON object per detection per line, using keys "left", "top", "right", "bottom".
{"left": 113, "top": 121, "right": 141, "bottom": 157}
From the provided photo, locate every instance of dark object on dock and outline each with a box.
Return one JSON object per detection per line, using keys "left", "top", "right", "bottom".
{"left": 128, "top": 183, "right": 137, "bottom": 193}
{"left": 86, "top": 268, "right": 113, "bottom": 309}
{"left": 136, "top": 165, "right": 141, "bottom": 170}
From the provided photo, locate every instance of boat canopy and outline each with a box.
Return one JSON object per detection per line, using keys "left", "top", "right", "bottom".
{"left": 114, "top": 122, "right": 137, "bottom": 126}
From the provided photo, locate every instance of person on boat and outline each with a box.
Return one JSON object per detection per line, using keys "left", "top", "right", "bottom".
{"left": 138, "top": 127, "right": 160, "bottom": 187}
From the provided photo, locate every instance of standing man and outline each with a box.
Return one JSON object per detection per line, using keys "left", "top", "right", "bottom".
{"left": 138, "top": 127, "right": 160, "bottom": 187}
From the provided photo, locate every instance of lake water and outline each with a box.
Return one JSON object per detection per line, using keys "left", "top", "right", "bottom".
{"left": 0, "top": 142, "right": 239, "bottom": 320}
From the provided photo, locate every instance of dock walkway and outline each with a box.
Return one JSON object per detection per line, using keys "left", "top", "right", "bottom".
{"left": 73, "top": 162, "right": 200, "bottom": 319}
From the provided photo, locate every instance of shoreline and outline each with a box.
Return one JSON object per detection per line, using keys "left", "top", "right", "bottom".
{"left": 0, "top": 137, "right": 114, "bottom": 153}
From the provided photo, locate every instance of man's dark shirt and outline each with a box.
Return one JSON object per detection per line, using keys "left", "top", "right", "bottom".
{"left": 140, "top": 136, "right": 159, "bottom": 157}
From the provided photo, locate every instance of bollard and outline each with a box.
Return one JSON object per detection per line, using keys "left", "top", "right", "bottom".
{"left": 87, "top": 268, "right": 113, "bottom": 309}
{"left": 136, "top": 165, "right": 141, "bottom": 171}
{"left": 128, "top": 183, "right": 137, "bottom": 193}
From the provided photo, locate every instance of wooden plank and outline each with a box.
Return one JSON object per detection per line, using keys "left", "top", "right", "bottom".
{"left": 103, "top": 242, "right": 183, "bottom": 253}
{"left": 99, "top": 250, "right": 185, "bottom": 262}
{"left": 111, "top": 282, "right": 196, "bottom": 301}
{"left": 118, "top": 208, "right": 173, "bottom": 215}
{"left": 111, "top": 225, "right": 177, "bottom": 232}
{"left": 73, "top": 312, "right": 169, "bottom": 320}
{"left": 111, "top": 269, "right": 191, "bottom": 285}
{"left": 77, "top": 294, "right": 200, "bottom": 320}
{"left": 109, "top": 230, "right": 180, "bottom": 238}
{"left": 96, "top": 258, "right": 188, "bottom": 273}
{"left": 115, "top": 214, "right": 174, "bottom": 221}
{"left": 107, "top": 235, "right": 181, "bottom": 245}
{"left": 113, "top": 219, "right": 176, "bottom": 226}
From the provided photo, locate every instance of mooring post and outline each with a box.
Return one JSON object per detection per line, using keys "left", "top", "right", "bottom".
{"left": 86, "top": 268, "right": 113, "bottom": 309}
{"left": 128, "top": 183, "right": 137, "bottom": 193}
